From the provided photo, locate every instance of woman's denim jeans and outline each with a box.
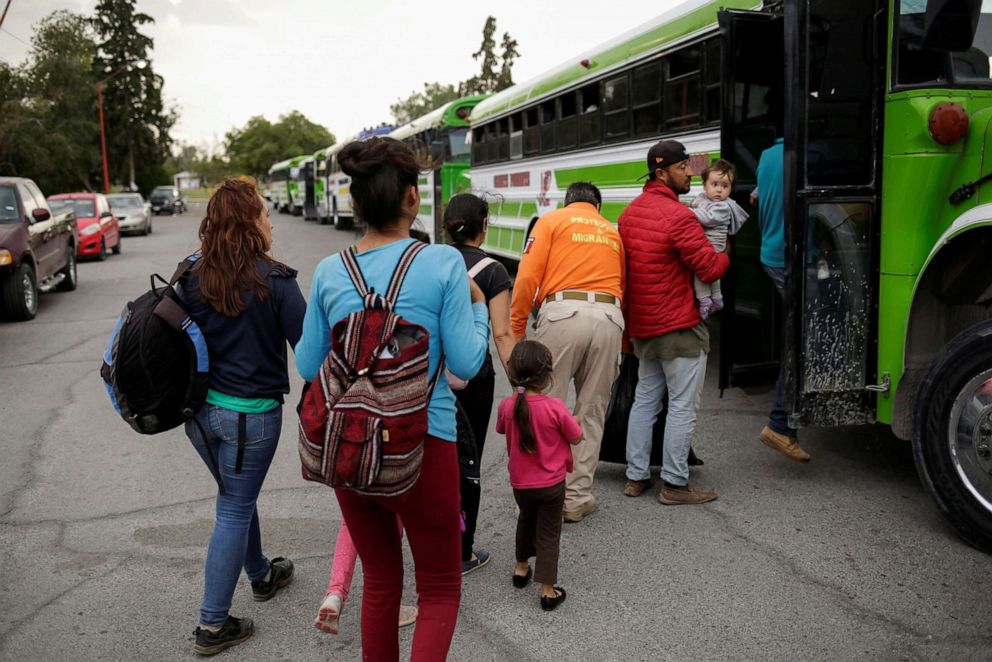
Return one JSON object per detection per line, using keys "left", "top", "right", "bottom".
{"left": 186, "top": 405, "right": 282, "bottom": 626}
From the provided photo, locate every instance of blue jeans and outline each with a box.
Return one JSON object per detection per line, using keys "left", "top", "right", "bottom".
{"left": 763, "top": 265, "right": 796, "bottom": 436}
{"left": 185, "top": 405, "right": 282, "bottom": 626}
{"left": 625, "top": 351, "right": 707, "bottom": 486}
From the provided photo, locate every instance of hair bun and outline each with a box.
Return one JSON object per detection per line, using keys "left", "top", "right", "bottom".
{"left": 338, "top": 138, "right": 389, "bottom": 178}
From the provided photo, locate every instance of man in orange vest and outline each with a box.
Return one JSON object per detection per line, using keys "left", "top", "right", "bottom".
{"left": 510, "top": 181, "right": 625, "bottom": 523}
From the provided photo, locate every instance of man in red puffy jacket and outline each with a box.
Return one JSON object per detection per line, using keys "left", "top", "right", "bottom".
{"left": 618, "top": 140, "right": 729, "bottom": 505}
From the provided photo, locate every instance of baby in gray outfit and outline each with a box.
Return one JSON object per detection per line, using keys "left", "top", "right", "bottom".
{"left": 689, "top": 159, "right": 748, "bottom": 319}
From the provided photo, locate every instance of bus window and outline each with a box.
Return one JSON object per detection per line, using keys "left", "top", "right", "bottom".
{"left": 558, "top": 92, "right": 578, "bottom": 150}
{"left": 806, "top": 0, "right": 875, "bottom": 186}
{"left": 510, "top": 112, "right": 524, "bottom": 160}
{"left": 632, "top": 60, "right": 663, "bottom": 138}
{"left": 448, "top": 128, "right": 470, "bottom": 162}
{"left": 897, "top": 0, "right": 992, "bottom": 86}
{"left": 472, "top": 126, "right": 487, "bottom": 164}
{"left": 579, "top": 82, "right": 601, "bottom": 146}
{"left": 665, "top": 46, "right": 701, "bottom": 129}
{"left": 539, "top": 102, "right": 556, "bottom": 154}
{"left": 524, "top": 107, "right": 540, "bottom": 156}
{"left": 603, "top": 74, "right": 630, "bottom": 141}
{"left": 497, "top": 117, "right": 510, "bottom": 161}
{"left": 703, "top": 38, "right": 721, "bottom": 124}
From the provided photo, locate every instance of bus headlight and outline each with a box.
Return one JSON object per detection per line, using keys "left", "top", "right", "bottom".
{"left": 929, "top": 102, "right": 969, "bottom": 145}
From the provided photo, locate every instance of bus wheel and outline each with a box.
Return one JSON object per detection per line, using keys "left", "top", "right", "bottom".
{"left": 913, "top": 319, "right": 992, "bottom": 552}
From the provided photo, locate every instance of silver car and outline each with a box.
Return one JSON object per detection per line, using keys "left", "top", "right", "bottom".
{"left": 107, "top": 193, "right": 152, "bottom": 235}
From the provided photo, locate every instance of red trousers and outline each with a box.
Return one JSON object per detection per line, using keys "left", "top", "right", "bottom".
{"left": 335, "top": 436, "right": 461, "bottom": 662}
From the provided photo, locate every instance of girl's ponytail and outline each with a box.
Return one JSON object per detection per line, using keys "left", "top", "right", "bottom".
{"left": 514, "top": 387, "right": 537, "bottom": 454}
{"left": 507, "top": 340, "right": 554, "bottom": 455}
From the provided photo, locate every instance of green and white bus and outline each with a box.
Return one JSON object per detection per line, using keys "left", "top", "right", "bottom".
{"left": 723, "top": 0, "right": 992, "bottom": 550}
{"left": 389, "top": 95, "right": 487, "bottom": 243}
{"left": 468, "top": 1, "right": 755, "bottom": 256}
{"left": 266, "top": 158, "right": 295, "bottom": 213}
{"left": 471, "top": 0, "right": 992, "bottom": 550}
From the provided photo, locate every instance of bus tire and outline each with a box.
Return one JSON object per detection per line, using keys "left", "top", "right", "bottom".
{"left": 913, "top": 318, "right": 992, "bottom": 552}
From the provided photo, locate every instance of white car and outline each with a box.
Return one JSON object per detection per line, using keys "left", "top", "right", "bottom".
{"left": 107, "top": 193, "right": 152, "bottom": 235}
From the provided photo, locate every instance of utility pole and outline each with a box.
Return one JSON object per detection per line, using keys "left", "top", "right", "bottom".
{"left": 0, "top": 0, "right": 13, "bottom": 31}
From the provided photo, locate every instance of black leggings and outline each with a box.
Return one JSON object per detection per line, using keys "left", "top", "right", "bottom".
{"left": 456, "top": 369, "right": 495, "bottom": 561}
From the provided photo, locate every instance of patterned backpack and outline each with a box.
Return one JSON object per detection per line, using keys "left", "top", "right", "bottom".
{"left": 298, "top": 241, "right": 441, "bottom": 496}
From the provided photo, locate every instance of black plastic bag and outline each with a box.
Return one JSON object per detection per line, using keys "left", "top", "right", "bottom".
{"left": 599, "top": 353, "right": 702, "bottom": 467}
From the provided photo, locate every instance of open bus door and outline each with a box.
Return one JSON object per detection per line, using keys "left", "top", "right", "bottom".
{"left": 303, "top": 160, "right": 318, "bottom": 221}
{"left": 717, "top": 8, "right": 783, "bottom": 392}
{"left": 721, "top": 1, "right": 885, "bottom": 428}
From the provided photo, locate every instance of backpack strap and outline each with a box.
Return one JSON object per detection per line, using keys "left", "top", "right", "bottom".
{"left": 235, "top": 412, "right": 246, "bottom": 474}
{"left": 384, "top": 241, "right": 427, "bottom": 306}
{"left": 467, "top": 256, "right": 497, "bottom": 280}
{"left": 340, "top": 246, "right": 372, "bottom": 301}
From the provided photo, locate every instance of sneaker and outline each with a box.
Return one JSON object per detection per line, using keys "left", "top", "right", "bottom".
{"left": 623, "top": 479, "right": 653, "bottom": 497}
{"left": 313, "top": 593, "right": 343, "bottom": 635}
{"left": 562, "top": 499, "right": 598, "bottom": 523}
{"left": 698, "top": 296, "right": 713, "bottom": 320}
{"left": 251, "top": 557, "right": 294, "bottom": 602}
{"left": 658, "top": 483, "right": 718, "bottom": 505}
{"left": 193, "top": 616, "right": 253, "bottom": 656}
{"left": 759, "top": 425, "right": 811, "bottom": 463}
{"left": 398, "top": 605, "right": 418, "bottom": 628}
{"left": 462, "top": 548, "right": 491, "bottom": 576}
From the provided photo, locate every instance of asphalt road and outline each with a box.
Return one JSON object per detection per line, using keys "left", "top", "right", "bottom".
{"left": 1, "top": 203, "right": 989, "bottom": 662}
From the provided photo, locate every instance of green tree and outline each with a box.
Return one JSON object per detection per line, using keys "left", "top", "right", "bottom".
{"left": 461, "top": 16, "right": 519, "bottom": 95}
{"left": 225, "top": 111, "right": 334, "bottom": 179}
{"left": 390, "top": 82, "right": 460, "bottom": 125}
{"left": 165, "top": 142, "right": 234, "bottom": 186}
{"left": 0, "top": 11, "right": 102, "bottom": 193}
{"left": 91, "top": 0, "right": 176, "bottom": 193}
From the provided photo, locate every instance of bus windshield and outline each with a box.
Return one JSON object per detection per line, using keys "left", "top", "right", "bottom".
{"left": 897, "top": 0, "right": 992, "bottom": 87}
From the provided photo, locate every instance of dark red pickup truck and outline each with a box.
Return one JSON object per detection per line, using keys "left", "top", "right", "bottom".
{"left": 0, "top": 177, "right": 78, "bottom": 321}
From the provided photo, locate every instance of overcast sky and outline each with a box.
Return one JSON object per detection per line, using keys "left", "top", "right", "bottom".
{"left": 0, "top": 0, "right": 685, "bottom": 153}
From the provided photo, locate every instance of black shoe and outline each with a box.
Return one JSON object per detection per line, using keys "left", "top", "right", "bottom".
{"left": 193, "top": 616, "right": 253, "bottom": 656}
{"left": 512, "top": 567, "right": 532, "bottom": 589}
{"left": 251, "top": 557, "right": 294, "bottom": 602}
{"left": 540, "top": 586, "right": 567, "bottom": 611}
{"left": 462, "top": 548, "right": 491, "bottom": 575}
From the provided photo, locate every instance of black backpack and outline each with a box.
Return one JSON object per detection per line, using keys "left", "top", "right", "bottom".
{"left": 101, "top": 257, "right": 209, "bottom": 435}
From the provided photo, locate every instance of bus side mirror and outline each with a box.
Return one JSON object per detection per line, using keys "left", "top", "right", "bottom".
{"left": 923, "top": 0, "right": 982, "bottom": 51}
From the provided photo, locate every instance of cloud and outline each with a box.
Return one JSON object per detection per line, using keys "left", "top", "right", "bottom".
{"left": 141, "top": 0, "right": 255, "bottom": 28}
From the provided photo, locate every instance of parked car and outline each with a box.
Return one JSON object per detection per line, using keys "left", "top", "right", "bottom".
{"left": 107, "top": 192, "right": 152, "bottom": 235}
{"left": 48, "top": 193, "right": 122, "bottom": 261}
{"left": 149, "top": 186, "right": 187, "bottom": 215}
{"left": 0, "top": 177, "right": 78, "bottom": 321}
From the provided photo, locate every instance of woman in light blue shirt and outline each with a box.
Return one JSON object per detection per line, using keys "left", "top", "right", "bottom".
{"left": 296, "top": 137, "right": 488, "bottom": 661}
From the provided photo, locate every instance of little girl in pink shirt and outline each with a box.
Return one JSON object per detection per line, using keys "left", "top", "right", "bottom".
{"left": 496, "top": 340, "right": 583, "bottom": 611}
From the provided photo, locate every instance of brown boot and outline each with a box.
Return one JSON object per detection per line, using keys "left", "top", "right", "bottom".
{"left": 562, "top": 499, "right": 598, "bottom": 523}
{"left": 623, "top": 479, "right": 653, "bottom": 497}
{"left": 658, "top": 483, "right": 717, "bottom": 505}
{"left": 759, "top": 425, "right": 811, "bottom": 463}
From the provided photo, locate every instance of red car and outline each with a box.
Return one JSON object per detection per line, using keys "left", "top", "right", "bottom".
{"left": 48, "top": 193, "right": 122, "bottom": 260}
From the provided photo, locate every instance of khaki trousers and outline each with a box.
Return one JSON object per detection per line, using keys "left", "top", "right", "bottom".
{"left": 533, "top": 299, "right": 623, "bottom": 513}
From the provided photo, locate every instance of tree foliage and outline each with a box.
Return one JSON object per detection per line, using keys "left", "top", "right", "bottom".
{"left": 91, "top": 0, "right": 176, "bottom": 193}
{"left": 224, "top": 111, "right": 335, "bottom": 179}
{"left": 390, "top": 82, "right": 460, "bottom": 125}
{"left": 0, "top": 11, "right": 103, "bottom": 194}
{"left": 390, "top": 16, "right": 519, "bottom": 123}
{"left": 164, "top": 143, "right": 234, "bottom": 187}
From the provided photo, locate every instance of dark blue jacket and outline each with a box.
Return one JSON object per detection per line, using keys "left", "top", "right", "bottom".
{"left": 179, "top": 257, "right": 306, "bottom": 402}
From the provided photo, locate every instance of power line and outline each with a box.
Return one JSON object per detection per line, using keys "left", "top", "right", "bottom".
{"left": 1, "top": 27, "right": 30, "bottom": 49}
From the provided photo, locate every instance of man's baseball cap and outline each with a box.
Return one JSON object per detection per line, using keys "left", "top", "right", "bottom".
{"left": 646, "top": 140, "right": 689, "bottom": 177}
